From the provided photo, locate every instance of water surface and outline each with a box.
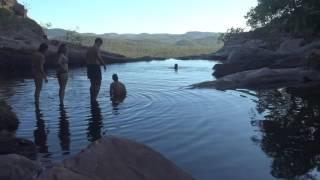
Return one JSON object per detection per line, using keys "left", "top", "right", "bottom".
{"left": 1, "top": 59, "right": 320, "bottom": 179}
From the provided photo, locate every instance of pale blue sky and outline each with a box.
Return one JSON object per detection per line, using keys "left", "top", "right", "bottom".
{"left": 23, "top": 0, "right": 257, "bottom": 34}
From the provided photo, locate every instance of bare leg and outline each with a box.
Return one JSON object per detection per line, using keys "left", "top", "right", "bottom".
{"left": 90, "top": 79, "right": 101, "bottom": 102}
{"left": 34, "top": 76, "right": 43, "bottom": 106}
{"left": 58, "top": 74, "right": 68, "bottom": 105}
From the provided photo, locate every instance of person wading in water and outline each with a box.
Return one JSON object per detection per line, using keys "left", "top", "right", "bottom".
{"left": 56, "top": 44, "right": 69, "bottom": 105}
{"left": 86, "top": 38, "right": 106, "bottom": 102}
{"left": 32, "top": 43, "right": 49, "bottom": 106}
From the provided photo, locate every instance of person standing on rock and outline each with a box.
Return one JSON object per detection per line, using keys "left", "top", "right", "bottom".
{"left": 32, "top": 43, "right": 49, "bottom": 106}
{"left": 86, "top": 38, "right": 106, "bottom": 102}
{"left": 56, "top": 44, "right": 69, "bottom": 105}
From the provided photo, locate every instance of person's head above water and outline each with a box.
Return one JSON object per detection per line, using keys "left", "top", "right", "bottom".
{"left": 57, "top": 43, "right": 67, "bottom": 55}
{"left": 38, "top": 43, "right": 49, "bottom": 53}
{"left": 112, "top": 74, "right": 119, "bottom": 82}
{"left": 174, "top": 64, "right": 178, "bottom": 70}
{"left": 94, "top": 38, "right": 103, "bottom": 47}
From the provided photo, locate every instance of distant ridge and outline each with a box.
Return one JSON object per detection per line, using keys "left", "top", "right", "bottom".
{"left": 46, "top": 28, "right": 223, "bottom": 58}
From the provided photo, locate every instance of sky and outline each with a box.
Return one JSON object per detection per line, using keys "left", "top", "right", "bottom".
{"left": 23, "top": 0, "right": 257, "bottom": 34}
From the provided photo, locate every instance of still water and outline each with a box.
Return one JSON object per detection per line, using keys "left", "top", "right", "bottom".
{"left": 1, "top": 59, "right": 320, "bottom": 180}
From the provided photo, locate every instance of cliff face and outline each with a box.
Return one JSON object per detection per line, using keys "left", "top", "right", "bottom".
{"left": 0, "top": 0, "right": 46, "bottom": 48}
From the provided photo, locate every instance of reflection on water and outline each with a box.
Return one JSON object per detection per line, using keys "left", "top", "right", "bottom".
{"left": 87, "top": 101, "right": 103, "bottom": 142}
{"left": 58, "top": 105, "right": 70, "bottom": 155}
{"left": 252, "top": 89, "right": 320, "bottom": 179}
{"left": 34, "top": 107, "right": 49, "bottom": 155}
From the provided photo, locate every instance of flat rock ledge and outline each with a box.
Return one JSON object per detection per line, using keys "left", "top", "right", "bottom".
{"left": 10, "top": 136, "right": 193, "bottom": 180}
{"left": 192, "top": 67, "right": 320, "bottom": 90}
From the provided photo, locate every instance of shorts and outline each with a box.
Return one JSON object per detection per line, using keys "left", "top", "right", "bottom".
{"left": 57, "top": 72, "right": 68, "bottom": 81}
{"left": 87, "top": 64, "right": 102, "bottom": 80}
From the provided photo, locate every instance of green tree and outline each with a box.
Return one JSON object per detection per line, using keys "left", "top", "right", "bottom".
{"left": 218, "top": 27, "right": 244, "bottom": 43}
{"left": 245, "top": 0, "right": 320, "bottom": 34}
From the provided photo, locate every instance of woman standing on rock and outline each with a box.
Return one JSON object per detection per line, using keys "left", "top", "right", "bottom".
{"left": 56, "top": 44, "right": 69, "bottom": 105}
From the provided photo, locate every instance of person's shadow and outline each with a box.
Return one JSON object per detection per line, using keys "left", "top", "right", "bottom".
{"left": 34, "top": 106, "right": 49, "bottom": 155}
{"left": 87, "top": 101, "right": 104, "bottom": 142}
{"left": 58, "top": 104, "right": 70, "bottom": 155}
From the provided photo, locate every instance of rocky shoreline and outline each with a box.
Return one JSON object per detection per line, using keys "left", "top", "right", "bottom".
{"left": 192, "top": 31, "right": 320, "bottom": 90}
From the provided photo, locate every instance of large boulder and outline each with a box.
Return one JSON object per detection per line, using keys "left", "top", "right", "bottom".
{"left": 38, "top": 136, "right": 194, "bottom": 180}
{"left": 196, "top": 67, "right": 320, "bottom": 90}
{"left": 227, "top": 47, "right": 282, "bottom": 64}
{"left": 0, "top": 100, "right": 18, "bottom": 137}
{"left": 0, "top": 101, "right": 36, "bottom": 159}
{"left": 0, "top": 154, "right": 41, "bottom": 180}
{"left": 37, "top": 167, "right": 91, "bottom": 180}
{"left": 277, "top": 38, "right": 305, "bottom": 54}
{"left": 0, "top": 138, "right": 37, "bottom": 160}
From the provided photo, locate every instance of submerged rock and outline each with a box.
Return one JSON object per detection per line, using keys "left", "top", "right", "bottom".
{"left": 39, "top": 136, "right": 194, "bottom": 180}
{"left": 0, "top": 154, "right": 41, "bottom": 180}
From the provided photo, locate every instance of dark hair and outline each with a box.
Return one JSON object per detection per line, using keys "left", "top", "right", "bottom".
{"left": 95, "top": 38, "right": 103, "bottom": 45}
{"left": 112, "top": 74, "right": 118, "bottom": 81}
{"left": 57, "top": 44, "right": 67, "bottom": 55}
{"left": 38, "top": 43, "right": 49, "bottom": 53}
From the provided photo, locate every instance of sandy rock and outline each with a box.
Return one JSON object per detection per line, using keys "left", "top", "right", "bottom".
{"left": 39, "top": 136, "right": 194, "bottom": 180}
{"left": 0, "top": 154, "right": 41, "bottom": 180}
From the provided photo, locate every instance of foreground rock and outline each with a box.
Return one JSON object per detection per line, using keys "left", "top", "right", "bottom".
{"left": 193, "top": 67, "right": 320, "bottom": 90}
{"left": 38, "top": 136, "right": 194, "bottom": 180}
{"left": 0, "top": 154, "right": 41, "bottom": 180}
{"left": 0, "top": 100, "right": 18, "bottom": 138}
{"left": 0, "top": 101, "right": 36, "bottom": 159}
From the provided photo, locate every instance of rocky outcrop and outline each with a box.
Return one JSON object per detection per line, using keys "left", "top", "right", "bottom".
{"left": 194, "top": 67, "right": 320, "bottom": 90}
{"left": 38, "top": 136, "right": 194, "bottom": 180}
{"left": 0, "top": 0, "right": 27, "bottom": 17}
{"left": 0, "top": 100, "right": 18, "bottom": 138}
{"left": 211, "top": 33, "right": 320, "bottom": 79}
{"left": 0, "top": 101, "right": 36, "bottom": 159}
{"left": 0, "top": 154, "right": 41, "bottom": 180}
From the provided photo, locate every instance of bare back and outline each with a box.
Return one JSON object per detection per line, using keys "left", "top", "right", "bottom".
{"left": 32, "top": 52, "right": 45, "bottom": 76}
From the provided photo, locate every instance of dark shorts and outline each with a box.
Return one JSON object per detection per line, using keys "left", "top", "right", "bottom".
{"left": 87, "top": 64, "right": 102, "bottom": 80}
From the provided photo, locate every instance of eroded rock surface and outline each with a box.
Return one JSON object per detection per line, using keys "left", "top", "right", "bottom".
{"left": 38, "top": 136, "right": 194, "bottom": 180}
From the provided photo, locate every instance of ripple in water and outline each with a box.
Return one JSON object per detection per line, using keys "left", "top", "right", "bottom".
{"left": 2, "top": 59, "right": 319, "bottom": 179}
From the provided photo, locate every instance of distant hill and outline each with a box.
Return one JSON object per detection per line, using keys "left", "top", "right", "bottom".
{"left": 47, "top": 28, "right": 223, "bottom": 58}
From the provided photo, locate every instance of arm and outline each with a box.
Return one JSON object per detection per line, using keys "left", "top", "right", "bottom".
{"left": 97, "top": 50, "right": 106, "bottom": 70}
{"left": 40, "top": 58, "right": 48, "bottom": 82}
{"left": 109, "top": 83, "right": 114, "bottom": 98}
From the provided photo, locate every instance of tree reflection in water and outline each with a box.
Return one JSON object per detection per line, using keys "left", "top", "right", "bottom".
{"left": 252, "top": 88, "right": 320, "bottom": 179}
{"left": 87, "top": 101, "right": 104, "bottom": 142}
